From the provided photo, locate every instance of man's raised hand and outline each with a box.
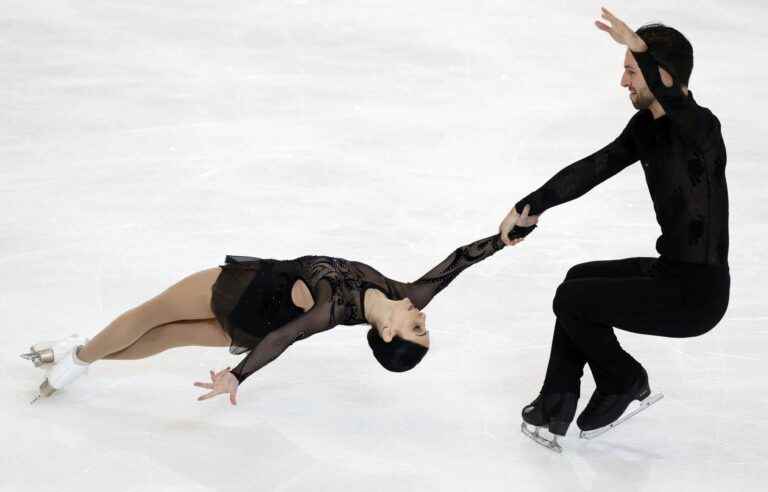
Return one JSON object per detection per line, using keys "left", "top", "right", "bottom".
{"left": 595, "top": 7, "right": 646, "bottom": 52}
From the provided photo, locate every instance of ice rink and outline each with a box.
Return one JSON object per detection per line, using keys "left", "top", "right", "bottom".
{"left": 2, "top": 1, "right": 766, "bottom": 491}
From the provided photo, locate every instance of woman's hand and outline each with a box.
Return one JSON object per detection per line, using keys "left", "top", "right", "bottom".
{"left": 194, "top": 367, "right": 239, "bottom": 405}
{"left": 594, "top": 7, "right": 647, "bottom": 52}
{"left": 499, "top": 203, "right": 539, "bottom": 246}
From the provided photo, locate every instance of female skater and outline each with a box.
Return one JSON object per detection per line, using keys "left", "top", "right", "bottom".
{"left": 27, "top": 214, "right": 536, "bottom": 404}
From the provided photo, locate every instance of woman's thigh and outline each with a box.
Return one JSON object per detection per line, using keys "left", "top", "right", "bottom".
{"left": 134, "top": 267, "right": 223, "bottom": 327}
{"left": 154, "top": 318, "right": 232, "bottom": 347}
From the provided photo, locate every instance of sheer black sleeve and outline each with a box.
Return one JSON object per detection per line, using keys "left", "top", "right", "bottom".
{"left": 514, "top": 115, "right": 641, "bottom": 216}
{"left": 229, "top": 281, "right": 335, "bottom": 385}
{"left": 402, "top": 234, "right": 506, "bottom": 310}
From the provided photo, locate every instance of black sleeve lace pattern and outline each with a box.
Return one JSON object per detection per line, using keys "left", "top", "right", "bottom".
{"left": 400, "top": 234, "right": 506, "bottom": 310}
{"left": 229, "top": 280, "right": 335, "bottom": 384}
{"left": 514, "top": 115, "right": 642, "bottom": 216}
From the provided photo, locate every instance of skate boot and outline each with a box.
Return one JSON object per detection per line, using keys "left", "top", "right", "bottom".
{"left": 577, "top": 366, "right": 664, "bottom": 439}
{"left": 520, "top": 392, "right": 578, "bottom": 453}
{"left": 21, "top": 334, "right": 89, "bottom": 368}
{"left": 31, "top": 345, "right": 90, "bottom": 404}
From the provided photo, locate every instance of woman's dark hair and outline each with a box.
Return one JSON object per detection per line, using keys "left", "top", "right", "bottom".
{"left": 367, "top": 328, "right": 428, "bottom": 372}
{"left": 635, "top": 23, "right": 694, "bottom": 86}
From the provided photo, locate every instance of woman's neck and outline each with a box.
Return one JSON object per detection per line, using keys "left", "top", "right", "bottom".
{"left": 364, "top": 288, "right": 392, "bottom": 326}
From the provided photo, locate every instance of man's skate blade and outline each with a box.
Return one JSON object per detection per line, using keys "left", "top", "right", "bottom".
{"left": 521, "top": 423, "right": 562, "bottom": 453}
{"left": 579, "top": 393, "right": 664, "bottom": 439}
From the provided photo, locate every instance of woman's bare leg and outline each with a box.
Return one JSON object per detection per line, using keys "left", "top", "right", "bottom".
{"left": 103, "top": 318, "right": 231, "bottom": 360}
{"left": 77, "top": 267, "right": 223, "bottom": 363}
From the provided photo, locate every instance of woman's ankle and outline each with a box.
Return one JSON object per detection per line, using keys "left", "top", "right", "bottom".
{"left": 75, "top": 345, "right": 95, "bottom": 364}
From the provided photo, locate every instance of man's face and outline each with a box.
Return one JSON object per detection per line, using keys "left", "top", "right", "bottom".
{"left": 621, "top": 50, "right": 655, "bottom": 110}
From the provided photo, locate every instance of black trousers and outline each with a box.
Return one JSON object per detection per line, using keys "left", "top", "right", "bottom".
{"left": 541, "top": 257, "right": 730, "bottom": 395}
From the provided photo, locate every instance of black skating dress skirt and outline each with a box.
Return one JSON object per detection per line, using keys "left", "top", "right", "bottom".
{"left": 210, "top": 256, "right": 305, "bottom": 355}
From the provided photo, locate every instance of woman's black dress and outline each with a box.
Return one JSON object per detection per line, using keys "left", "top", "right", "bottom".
{"left": 210, "top": 234, "right": 506, "bottom": 384}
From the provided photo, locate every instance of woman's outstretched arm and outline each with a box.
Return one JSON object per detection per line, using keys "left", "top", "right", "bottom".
{"left": 231, "top": 283, "right": 334, "bottom": 384}
{"left": 401, "top": 234, "right": 507, "bottom": 310}
{"left": 195, "top": 282, "right": 335, "bottom": 403}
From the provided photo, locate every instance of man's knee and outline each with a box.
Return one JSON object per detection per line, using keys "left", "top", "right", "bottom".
{"left": 552, "top": 282, "right": 575, "bottom": 318}
{"left": 564, "top": 262, "right": 595, "bottom": 281}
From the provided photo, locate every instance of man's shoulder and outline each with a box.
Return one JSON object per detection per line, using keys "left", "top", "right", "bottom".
{"left": 619, "top": 110, "right": 654, "bottom": 139}
{"left": 672, "top": 96, "right": 722, "bottom": 144}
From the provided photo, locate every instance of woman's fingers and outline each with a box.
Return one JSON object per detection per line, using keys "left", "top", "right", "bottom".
{"left": 197, "top": 390, "right": 218, "bottom": 401}
{"left": 595, "top": 20, "right": 611, "bottom": 32}
{"left": 229, "top": 390, "right": 237, "bottom": 406}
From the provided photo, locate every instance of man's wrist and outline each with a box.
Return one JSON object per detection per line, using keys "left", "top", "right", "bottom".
{"left": 628, "top": 35, "right": 647, "bottom": 53}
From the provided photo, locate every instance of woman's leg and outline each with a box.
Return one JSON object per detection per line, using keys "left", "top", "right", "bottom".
{"left": 78, "top": 267, "right": 223, "bottom": 363}
{"left": 103, "top": 318, "right": 231, "bottom": 360}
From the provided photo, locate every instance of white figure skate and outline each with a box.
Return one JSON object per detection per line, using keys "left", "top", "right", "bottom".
{"left": 21, "top": 334, "right": 89, "bottom": 368}
{"left": 31, "top": 346, "right": 90, "bottom": 404}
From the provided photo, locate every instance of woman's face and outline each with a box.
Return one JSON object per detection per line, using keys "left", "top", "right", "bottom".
{"left": 378, "top": 298, "right": 429, "bottom": 348}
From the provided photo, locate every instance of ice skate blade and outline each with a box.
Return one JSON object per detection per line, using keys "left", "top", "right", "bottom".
{"left": 20, "top": 351, "right": 52, "bottom": 367}
{"left": 20, "top": 352, "right": 39, "bottom": 362}
{"left": 579, "top": 393, "right": 664, "bottom": 439}
{"left": 30, "top": 380, "right": 56, "bottom": 404}
{"left": 29, "top": 379, "right": 56, "bottom": 405}
{"left": 521, "top": 422, "right": 562, "bottom": 453}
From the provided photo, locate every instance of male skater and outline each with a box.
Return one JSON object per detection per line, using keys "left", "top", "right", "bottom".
{"left": 498, "top": 8, "right": 730, "bottom": 452}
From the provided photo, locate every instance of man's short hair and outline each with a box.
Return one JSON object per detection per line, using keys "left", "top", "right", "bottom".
{"left": 636, "top": 23, "right": 694, "bottom": 86}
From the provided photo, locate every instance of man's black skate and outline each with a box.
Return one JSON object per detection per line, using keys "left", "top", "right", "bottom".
{"left": 520, "top": 393, "right": 578, "bottom": 453}
{"left": 577, "top": 366, "right": 664, "bottom": 439}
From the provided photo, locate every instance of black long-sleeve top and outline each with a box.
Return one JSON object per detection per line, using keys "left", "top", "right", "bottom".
{"left": 514, "top": 49, "right": 729, "bottom": 267}
{"left": 229, "top": 234, "right": 506, "bottom": 383}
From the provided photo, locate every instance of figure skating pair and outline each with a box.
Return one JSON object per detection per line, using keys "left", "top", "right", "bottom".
{"left": 23, "top": 8, "right": 729, "bottom": 453}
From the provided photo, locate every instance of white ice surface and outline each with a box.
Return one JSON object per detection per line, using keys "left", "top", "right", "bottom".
{"left": 2, "top": 1, "right": 766, "bottom": 491}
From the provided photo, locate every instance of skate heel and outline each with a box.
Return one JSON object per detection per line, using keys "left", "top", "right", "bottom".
{"left": 548, "top": 420, "right": 570, "bottom": 436}
{"left": 45, "top": 346, "right": 90, "bottom": 394}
